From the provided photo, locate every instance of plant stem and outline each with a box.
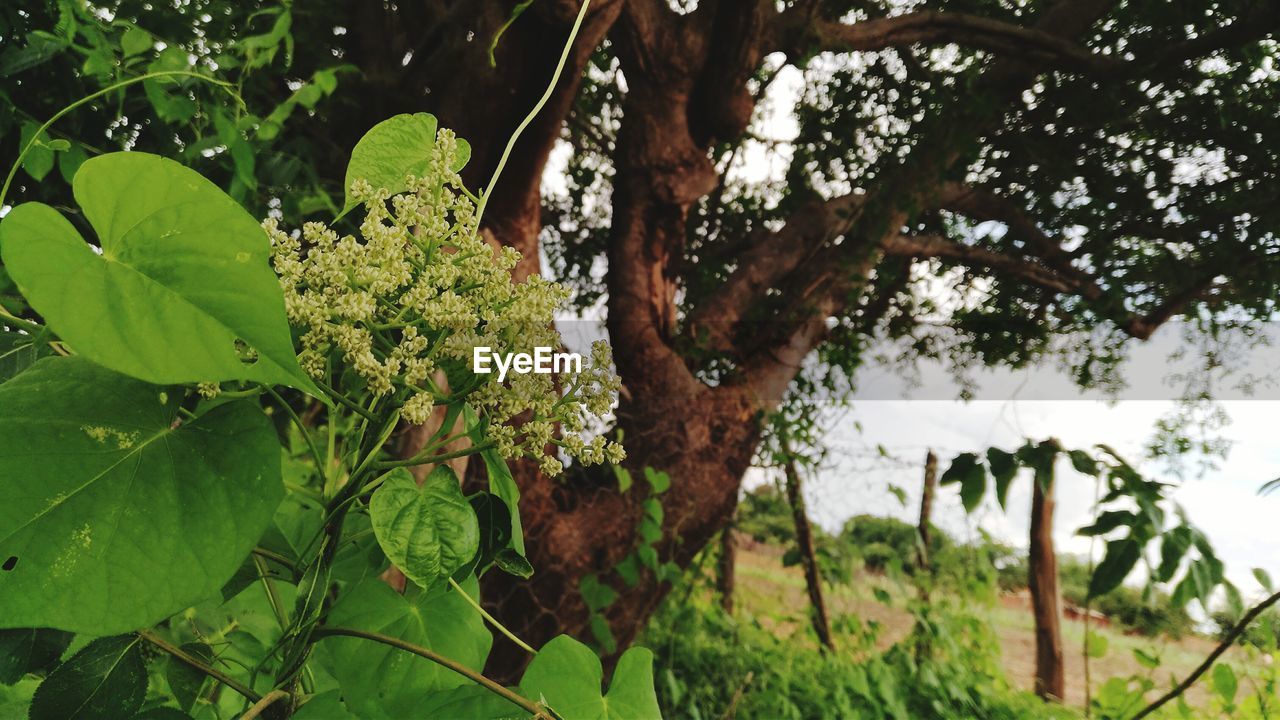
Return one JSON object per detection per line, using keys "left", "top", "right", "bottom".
{"left": 373, "top": 441, "right": 496, "bottom": 470}
{"left": 316, "top": 379, "right": 379, "bottom": 422}
{"left": 447, "top": 577, "right": 537, "bottom": 655}
{"left": 311, "top": 626, "right": 552, "bottom": 718}
{"left": 266, "top": 386, "right": 328, "bottom": 473}
{"left": 1, "top": 71, "right": 240, "bottom": 207}
{"left": 239, "top": 688, "right": 289, "bottom": 720}
{"left": 1132, "top": 588, "right": 1280, "bottom": 719}
{"left": 138, "top": 630, "right": 261, "bottom": 702}
{"left": 0, "top": 306, "right": 42, "bottom": 334}
{"left": 474, "top": 0, "right": 593, "bottom": 228}
{"left": 251, "top": 547, "right": 298, "bottom": 575}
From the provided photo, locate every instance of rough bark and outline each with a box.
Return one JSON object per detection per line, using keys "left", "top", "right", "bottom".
{"left": 782, "top": 444, "right": 834, "bottom": 652}
{"left": 1029, "top": 474, "right": 1065, "bottom": 702}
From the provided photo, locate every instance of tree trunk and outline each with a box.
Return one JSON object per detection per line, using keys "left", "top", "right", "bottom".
{"left": 916, "top": 450, "right": 938, "bottom": 578}
{"left": 718, "top": 516, "right": 737, "bottom": 614}
{"left": 915, "top": 450, "right": 938, "bottom": 662}
{"left": 323, "top": 0, "right": 1119, "bottom": 681}
{"left": 781, "top": 445, "right": 834, "bottom": 652}
{"left": 1029, "top": 473, "right": 1065, "bottom": 702}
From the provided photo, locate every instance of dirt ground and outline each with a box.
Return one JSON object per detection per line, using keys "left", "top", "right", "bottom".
{"left": 733, "top": 543, "right": 1245, "bottom": 709}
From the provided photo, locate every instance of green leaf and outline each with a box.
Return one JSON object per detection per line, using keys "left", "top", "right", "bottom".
{"left": 1212, "top": 663, "right": 1238, "bottom": 704}
{"left": 1254, "top": 567, "right": 1273, "bottom": 591}
{"left": 986, "top": 448, "right": 1017, "bottom": 509}
{"left": 519, "top": 635, "right": 661, "bottom": 720}
{"left": 341, "top": 113, "right": 470, "bottom": 215}
{"left": 165, "top": 642, "right": 212, "bottom": 711}
{"left": 0, "top": 628, "right": 72, "bottom": 684}
{"left": 1132, "top": 648, "right": 1161, "bottom": 669}
{"left": 465, "top": 407, "right": 524, "bottom": 554}
{"left": 941, "top": 453, "right": 986, "bottom": 513}
{"left": 321, "top": 577, "right": 492, "bottom": 720}
{"left": 370, "top": 466, "right": 479, "bottom": 590}
{"left": 613, "top": 465, "right": 633, "bottom": 493}
{"left": 1089, "top": 538, "right": 1141, "bottom": 599}
{"left": 466, "top": 491, "right": 513, "bottom": 576}
{"left": 1157, "top": 527, "right": 1193, "bottom": 582}
{"left": 414, "top": 684, "right": 522, "bottom": 718}
{"left": 120, "top": 26, "right": 153, "bottom": 57}
{"left": 0, "top": 152, "right": 319, "bottom": 395}
{"left": 293, "top": 690, "right": 359, "bottom": 719}
{"left": 1077, "top": 510, "right": 1136, "bottom": 537}
{"left": 56, "top": 142, "right": 87, "bottom": 185}
{"left": 644, "top": 467, "right": 671, "bottom": 494}
{"left": 28, "top": 636, "right": 145, "bottom": 720}
{"left": 18, "top": 123, "right": 53, "bottom": 181}
{"left": 45, "top": 139, "right": 70, "bottom": 152}
{"left": 0, "top": 328, "right": 49, "bottom": 384}
{"left": 0, "top": 357, "right": 284, "bottom": 633}
{"left": 495, "top": 548, "right": 534, "bottom": 579}
{"left": 1068, "top": 449, "right": 1098, "bottom": 476}
{"left": 1085, "top": 630, "right": 1109, "bottom": 658}
{"left": 580, "top": 575, "right": 618, "bottom": 612}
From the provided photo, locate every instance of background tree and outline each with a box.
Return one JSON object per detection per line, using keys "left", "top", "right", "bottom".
{"left": 5, "top": 0, "right": 1280, "bottom": 677}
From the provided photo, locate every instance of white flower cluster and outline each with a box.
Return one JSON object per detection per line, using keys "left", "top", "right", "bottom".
{"left": 265, "top": 129, "right": 623, "bottom": 474}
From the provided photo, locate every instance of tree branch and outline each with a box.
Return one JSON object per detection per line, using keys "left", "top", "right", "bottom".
{"left": 779, "top": 9, "right": 1119, "bottom": 71}
{"left": 1133, "top": 589, "right": 1280, "bottom": 719}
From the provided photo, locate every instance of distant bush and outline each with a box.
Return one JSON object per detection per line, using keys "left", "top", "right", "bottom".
{"left": 1002, "top": 555, "right": 1194, "bottom": 639}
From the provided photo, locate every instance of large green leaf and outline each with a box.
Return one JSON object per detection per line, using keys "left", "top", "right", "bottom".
{"left": 28, "top": 636, "right": 146, "bottom": 720}
{"left": 370, "top": 466, "right": 479, "bottom": 590}
{"left": 320, "top": 577, "right": 492, "bottom": 719}
{"left": 0, "top": 152, "right": 318, "bottom": 395}
{"left": 0, "top": 628, "right": 72, "bottom": 684}
{"left": 341, "top": 113, "right": 470, "bottom": 215}
{"left": 519, "top": 635, "right": 661, "bottom": 720}
{"left": 0, "top": 357, "right": 284, "bottom": 633}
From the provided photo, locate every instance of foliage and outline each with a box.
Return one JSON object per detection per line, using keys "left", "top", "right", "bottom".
{"left": 646, "top": 595, "right": 1074, "bottom": 720}
{"left": 0, "top": 72, "right": 657, "bottom": 720}
{"left": 942, "top": 441, "right": 1237, "bottom": 615}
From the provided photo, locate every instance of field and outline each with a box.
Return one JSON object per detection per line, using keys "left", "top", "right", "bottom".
{"left": 732, "top": 540, "right": 1248, "bottom": 710}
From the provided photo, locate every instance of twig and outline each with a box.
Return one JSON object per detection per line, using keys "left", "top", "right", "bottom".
{"left": 311, "top": 626, "right": 552, "bottom": 718}
{"left": 475, "top": 0, "right": 593, "bottom": 228}
{"left": 447, "top": 577, "right": 537, "bottom": 655}
{"left": 239, "top": 688, "right": 289, "bottom": 720}
{"left": 719, "top": 670, "right": 754, "bottom": 720}
{"left": 1132, "top": 589, "right": 1280, "bottom": 719}
{"left": 138, "top": 630, "right": 261, "bottom": 702}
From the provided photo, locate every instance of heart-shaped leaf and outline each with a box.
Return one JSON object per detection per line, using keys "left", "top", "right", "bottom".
{"left": 320, "top": 577, "right": 491, "bottom": 719}
{"left": 0, "top": 356, "right": 284, "bottom": 633}
{"left": 0, "top": 152, "right": 318, "bottom": 395}
{"left": 518, "top": 635, "right": 661, "bottom": 720}
{"left": 370, "top": 466, "right": 479, "bottom": 590}
{"left": 341, "top": 113, "right": 471, "bottom": 215}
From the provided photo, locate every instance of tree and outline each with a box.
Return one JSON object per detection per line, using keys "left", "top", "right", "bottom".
{"left": 6, "top": 0, "right": 1280, "bottom": 676}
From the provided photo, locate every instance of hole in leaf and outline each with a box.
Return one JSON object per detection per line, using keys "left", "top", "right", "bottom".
{"left": 233, "top": 338, "right": 260, "bottom": 366}
{"left": 2, "top": 556, "right": 16, "bottom": 571}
